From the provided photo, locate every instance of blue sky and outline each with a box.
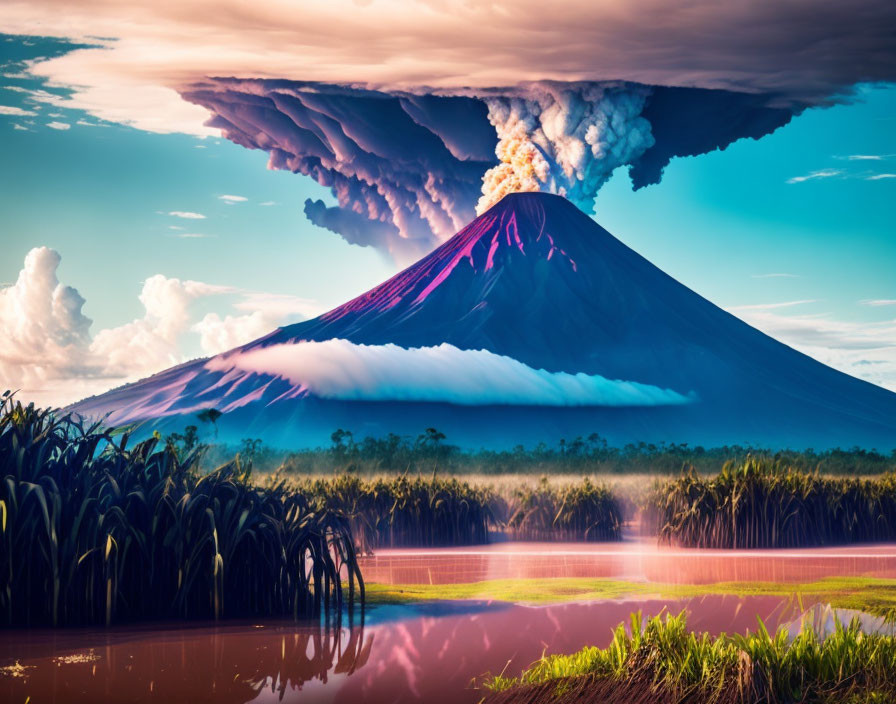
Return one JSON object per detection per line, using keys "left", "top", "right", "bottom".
{"left": 1, "top": 32, "right": 894, "bottom": 403}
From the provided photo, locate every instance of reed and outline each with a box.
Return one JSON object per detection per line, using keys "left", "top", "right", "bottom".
{"left": 502, "top": 477, "right": 623, "bottom": 541}
{"left": 288, "top": 474, "right": 492, "bottom": 552}
{"left": 0, "top": 393, "right": 363, "bottom": 627}
{"left": 484, "top": 611, "right": 896, "bottom": 704}
{"left": 643, "top": 457, "right": 896, "bottom": 548}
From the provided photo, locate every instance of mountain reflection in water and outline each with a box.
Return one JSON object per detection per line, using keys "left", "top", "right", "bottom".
{"left": 2, "top": 595, "right": 803, "bottom": 704}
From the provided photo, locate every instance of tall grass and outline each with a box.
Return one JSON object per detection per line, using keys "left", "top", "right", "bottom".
{"left": 484, "top": 611, "right": 896, "bottom": 704}
{"left": 0, "top": 393, "right": 363, "bottom": 627}
{"left": 643, "top": 458, "right": 896, "bottom": 549}
{"left": 501, "top": 477, "right": 623, "bottom": 541}
{"left": 287, "top": 474, "right": 492, "bottom": 552}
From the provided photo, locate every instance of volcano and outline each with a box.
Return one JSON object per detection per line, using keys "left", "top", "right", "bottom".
{"left": 70, "top": 193, "right": 896, "bottom": 449}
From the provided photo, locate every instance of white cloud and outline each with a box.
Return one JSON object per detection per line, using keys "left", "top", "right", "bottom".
{"left": 259, "top": 201, "right": 276, "bottom": 206}
{"left": 218, "top": 194, "right": 248, "bottom": 203}
{"left": 751, "top": 273, "right": 800, "bottom": 279}
{"left": 867, "top": 173, "right": 896, "bottom": 180}
{"left": 728, "top": 300, "right": 817, "bottom": 312}
{"left": 12, "top": 123, "right": 28, "bottom": 131}
{"left": 167, "top": 210, "right": 206, "bottom": 219}
{"left": 175, "top": 232, "right": 215, "bottom": 238}
{"left": 194, "top": 293, "right": 322, "bottom": 355}
{"left": 862, "top": 299, "right": 896, "bottom": 306}
{"left": 232, "top": 292, "right": 322, "bottom": 320}
{"left": 193, "top": 312, "right": 272, "bottom": 355}
{"left": 0, "top": 248, "right": 93, "bottom": 403}
{"left": 207, "top": 340, "right": 696, "bottom": 407}
{"left": 46, "top": 120, "right": 70, "bottom": 130}
{"left": 786, "top": 169, "right": 842, "bottom": 184}
{"left": 0, "top": 247, "right": 320, "bottom": 406}
{"left": 847, "top": 154, "right": 884, "bottom": 160}
{"left": 728, "top": 306, "right": 896, "bottom": 392}
{"left": 0, "top": 105, "right": 36, "bottom": 116}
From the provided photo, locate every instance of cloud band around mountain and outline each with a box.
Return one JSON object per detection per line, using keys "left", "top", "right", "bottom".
{"left": 205, "top": 340, "right": 697, "bottom": 407}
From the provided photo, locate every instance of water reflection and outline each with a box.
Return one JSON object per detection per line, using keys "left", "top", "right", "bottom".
{"left": 1, "top": 595, "right": 807, "bottom": 704}
{"left": 1, "top": 618, "right": 371, "bottom": 704}
{"left": 359, "top": 540, "right": 896, "bottom": 585}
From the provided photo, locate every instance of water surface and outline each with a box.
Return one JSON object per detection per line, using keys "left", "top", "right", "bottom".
{"left": 5, "top": 540, "right": 895, "bottom": 703}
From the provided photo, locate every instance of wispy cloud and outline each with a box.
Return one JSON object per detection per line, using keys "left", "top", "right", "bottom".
{"left": 218, "top": 194, "right": 248, "bottom": 203}
{"left": 728, "top": 300, "right": 817, "bottom": 312}
{"left": 862, "top": 299, "right": 896, "bottom": 307}
{"left": 0, "top": 105, "right": 36, "bottom": 116}
{"left": 259, "top": 201, "right": 276, "bottom": 206}
{"left": 786, "top": 169, "right": 842, "bottom": 184}
{"left": 751, "top": 273, "right": 800, "bottom": 279}
{"left": 837, "top": 153, "right": 895, "bottom": 161}
{"left": 728, "top": 306, "right": 896, "bottom": 392}
{"left": 46, "top": 121, "right": 70, "bottom": 130}
{"left": 167, "top": 211, "right": 206, "bottom": 219}
{"left": 175, "top": 232, "right": 216, "bottom": 239}
{"left": 866, "top": 173, "right": 896, "bottom": 180}
{"left": 12, "top": 123, "right": 28, "bottom": 131}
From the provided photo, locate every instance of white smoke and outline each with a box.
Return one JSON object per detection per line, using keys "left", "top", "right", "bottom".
{"left": 477, "top": 85, "right": 655, "bottom": 214}
{"left": 206, "top": 340, "right": 695, "bottom": 407}
{"left": 477, "top": 122, "right": 551, "bottom": 212}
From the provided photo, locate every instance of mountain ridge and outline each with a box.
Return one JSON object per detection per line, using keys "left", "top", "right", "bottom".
{"left": 69, "top": 192, "right": 896, "bottom": 450}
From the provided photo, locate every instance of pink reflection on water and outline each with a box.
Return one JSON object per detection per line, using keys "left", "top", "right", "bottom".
{"left": 359, "top": 539, "right": 896, "bottom": 585}
{"left": 0, "top": 595, "right": 801, "bottom": 704}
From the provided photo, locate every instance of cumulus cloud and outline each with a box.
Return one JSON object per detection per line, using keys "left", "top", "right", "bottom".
{"left": 0, "top": 105, "right": 37, "bottom": 116}
{"left": 207, "top": 340, "right": 696, "bottom": 407}
{"left": 0, "top": 247, "right": 321, "bottom": 405}
{"left": 218, "top": 194, "right": 247, "bottom": 203}
{"left": 0, "top": 247, "right": 93, "bottom": 397}
{"left": 194, "top": 292, "right": 323, "bottom": 355}
{"left": 46, "top": 120, "right": 69, "bottom": 130}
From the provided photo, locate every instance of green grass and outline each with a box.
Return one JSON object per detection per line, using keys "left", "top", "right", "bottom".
{"left": 0, "top": 394, "right": 363, "bottom": 627}
{"left": 644, "top": 458, "right": 896, "bottom": 548}
{"left": 362, "top": 576, "right": 896, "bottom": 618}
{"left": 502, "top": 476, "right": 623, "bottom": 541}
{"left": 482, "top": 611, "right": 896, "bottom": 703}
{"left": 284, "top": 473, "right": 493, "bottom": 551}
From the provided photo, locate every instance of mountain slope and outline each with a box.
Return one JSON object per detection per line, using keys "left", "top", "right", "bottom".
{"left": 70, "top": 193, "right": 896, "bottom": 449}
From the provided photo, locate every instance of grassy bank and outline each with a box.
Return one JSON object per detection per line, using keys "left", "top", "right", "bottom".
{"left": 645, "top": 459, "right": 896, "bottom": 548}
{"left": 0, "top": 395, "right": 363, "bottom": 627}
{"left": 483, "top": 611, "right": 896, "bottom": 704}
{"left": 362, "top": 576, "right": 896, "bottom": 617}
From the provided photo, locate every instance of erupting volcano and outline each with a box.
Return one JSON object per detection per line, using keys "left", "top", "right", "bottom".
{"left": 70, "top": 193, "right": 896, "bottom": 449}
